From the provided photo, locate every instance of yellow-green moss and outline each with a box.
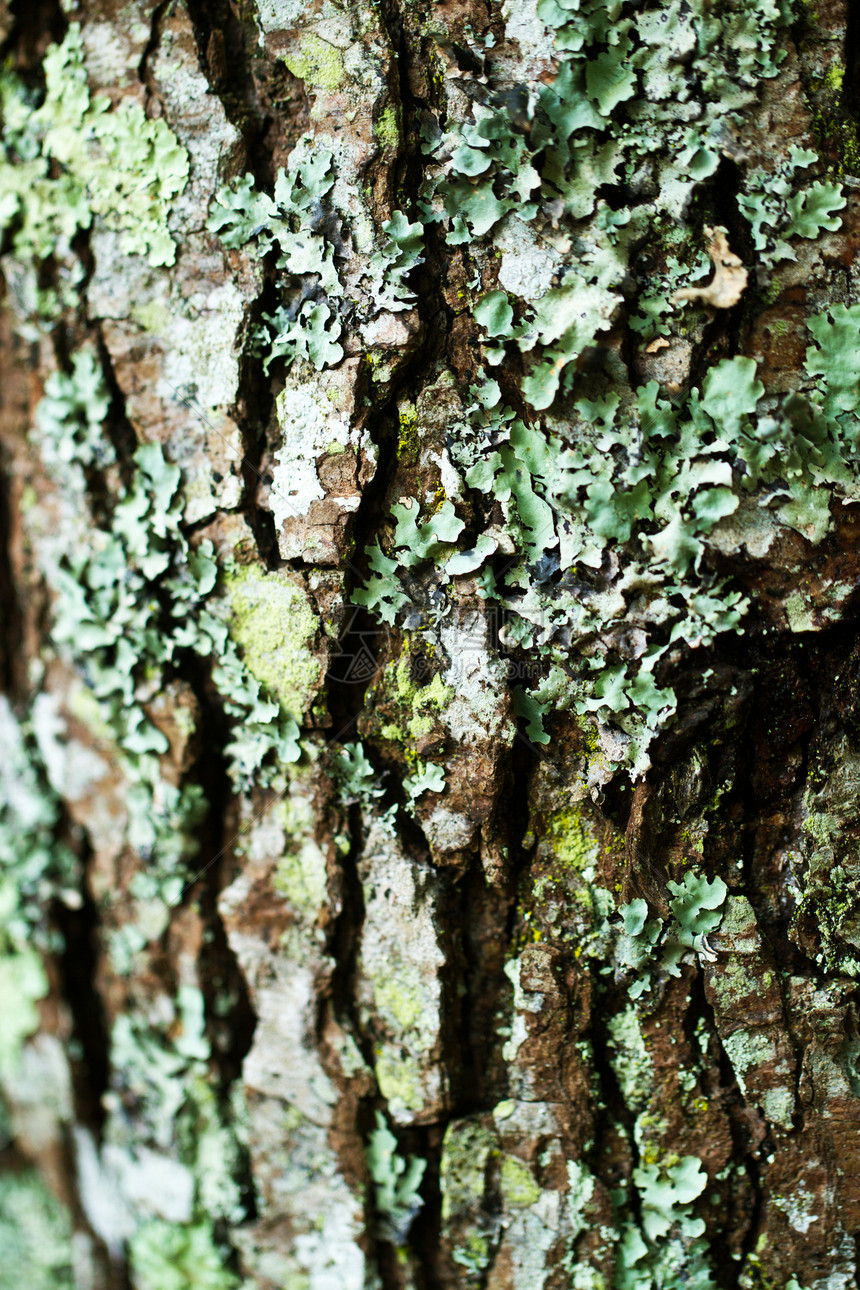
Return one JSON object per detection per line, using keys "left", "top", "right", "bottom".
{"left": 283, "top": 34, "right": 345, "bottom": 93}
{"left": 225, "top": 566, "right": 320, "bottom": 717}
{"left": 547, "top": 805, "right": 599, "bottom": 872}
{"left": 500, "top": 1155, "right": 541, "bottom": 1208}
{"left": 396, "top": 401, "right": 420, "bottom": 464}
{"left": 374, "top": 976, "right": 425, "bottom": 1031}
{"left": 440, "top": 1120, "right": 497, "bottom": 1219}
{"left": 378, "top": 644, "right": 453, "bottom": 744}
{"left": 376, "top": 1048, "right": 424, "bottom": 1115}
{"left": 375, "top": 105, "right": 401, "bottom": 153}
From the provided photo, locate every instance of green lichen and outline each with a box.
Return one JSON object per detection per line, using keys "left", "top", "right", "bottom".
{"left": 369, "top": 211, "right": 425, "bottom": 312}
{"left": 615, "top": 871, "right": 726, "bottom": 998}
{"left": 28, "top": 351, "right": 304, "bottom": 953}
{"left": 331, "top": 741, "right": 385, "bottom": 806}
{"left": 366, "top": 1111, "right": 426, "bottom": 1242}
{"left": 403, "top": 760, "right": 446, "bottom": 802}
{"left": 0, "top": 22, "right": 189, "bottom": 307}
{"left": 108, "top": 993, "right": 248, "bottom": 1234}
{"left": 129, "top": 1219, "right": 238, "bottom": 1290}
{"left": 346, "top": 0, "right": 860, "bottom": 785}
{"left": 613, "top": 1155, "right": 715, "bottom": 1289}
{"left": 0, "top": 1169, "right": 74, "bottom": 1289}
{"left": 208, "top": 139, "right": 343, "bottom": 375}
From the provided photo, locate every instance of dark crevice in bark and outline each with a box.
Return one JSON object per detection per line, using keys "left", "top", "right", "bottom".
{"left": 52, "top": 864, "right": 110, "bottom": 1143}
{"left": 6, "top": 0, "right": 64, "bottom": 69}
{"left": 321, "top": 594, "right": 382, "bottom": 1072}
{"left": 137, "top": 0, "right": 171, "bottom": 104}
{"left": 182, "top": 655, "right": 259, "bottom": 1221}
{"left": 696, "top": 976, "right": 766, "bottom": 1288}
{"left": 402, "top": 1120, "right": 445, "bottom": 1290}
{"left": 182, "top": 0, "right": 270, "bottom": 142}
{"left": 181, "top": 0, "right": 311, "bottom": 568}
{"left": 682, "top": 160, "right": 749, "bottom": 398}
{"left": 684, "top": 970, "right": 760, "bottom": 1289}
{"left": 588, "top": 984, "right": 648, "bottom": 1241}
{"left": 235, "top": 319, "right": 283, "bottom": 570}
{"left": 91, "top": 324, "right": 145, "bottom": 484}
{"left": 447, "top": 858, "right": 513, "bottom": 1115}
{"left": 323, "top": 798, "right": 373, "bottom": 1066}
{"left": 315, "top": 4, "right": 477, "bottom": 1280}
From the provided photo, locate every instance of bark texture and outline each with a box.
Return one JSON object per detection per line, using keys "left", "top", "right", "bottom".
{"left": 2, "top": 1, "right": 860, "bottom": 1288}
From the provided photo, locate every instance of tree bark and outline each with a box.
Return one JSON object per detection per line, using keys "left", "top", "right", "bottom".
{"left": 2, "top": 1, "right": 860, "bottom": 1288}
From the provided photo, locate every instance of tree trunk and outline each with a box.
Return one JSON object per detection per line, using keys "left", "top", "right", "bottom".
{"left": 2, "top": 0, "right": 860, "bottom": 1286}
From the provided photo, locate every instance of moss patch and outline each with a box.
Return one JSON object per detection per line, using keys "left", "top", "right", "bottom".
{"left": 283, "top": 34, "right": 345, "bottom": 93}
{"left": 547, "top": 805, "right": 599, "bottom": 873}
{"left": 374, "top": 105, "right": 401, "bottom": 152}
{"left": 225, "top": 566, "right": 321, "bottom": 717}
{"left": 376, "top": 643, "right": 453, "bottom": 746}
{"left": 500, "top": 1155, "right": 541, "bottom": 1209}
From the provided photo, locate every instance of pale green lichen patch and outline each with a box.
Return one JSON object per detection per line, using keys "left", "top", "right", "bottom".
{"left": 375, "top": 1048, "right": 425, "bottom": 1117}
{"left": 0, "top": 697, "right": 75, "bottom": 1078}
{"left": 271, "top": 793, "right": 329, "bottom": 921}
{"left": 224, "top": 565, "right": 322, "bottom": 718}
{"left": 129, "top": 1218, "right": 238, "bottom": 1290}
{"left": 357, "top": 819, "right": 446, "bottom": 1123}
{"left": 500, "top": 1155, "right": 542, "bottom": 1209}
{"left": 347, "top": 0, "right": 860, "bottom": 788}
{"left": 721, "top": 1030, "right": 778, "bottom": 1093}
{"left": 0, "top": 22, "right": 189, "bottom": 300}
{"left": 0, "top": 1169, "right": 74, "bottom": 1289}
{"left": 441, "top": 1119, "right": 497, "bottom": 1221}
{"left": 366, "top": 1111, "right": 426, "bottom": 1242}
{"left": 284, "top": 33, "right": 346, "bottom": 93}
{"left": 377, "top": 647, "right": 454, "bottom": 745}
{"left": 607, "top": 1005, "right": 653, "bottom": 1116}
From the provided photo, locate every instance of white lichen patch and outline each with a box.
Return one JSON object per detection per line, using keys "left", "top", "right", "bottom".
{"left": 721, "top": 1029, "right": 777, "bottom": 1092}
{"left": 496, "top": 215, "right": 563, "bottom": 304}
{"left": 90, "top": 233, "right": 248, "bottom": 522}
{"left": 254, "top": 0, "right": 308, "bottom": 34}
{"left": 501, "top": 957, "right": 543, "bottom": 1065}
{"left": 233, "top": 1099, "right": 368, "bottom": 1290}
{"left": 772, "top": 1183, "right": 820, "bottom": 1235}
{"left": 219, "top": 909, "right": 336, "bottom": 1124}
{"left": 271, "top": 382, "right": 353, "bottom": 522}
{"left": 500, "top": 0, "right": 558, "bottom": 75}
